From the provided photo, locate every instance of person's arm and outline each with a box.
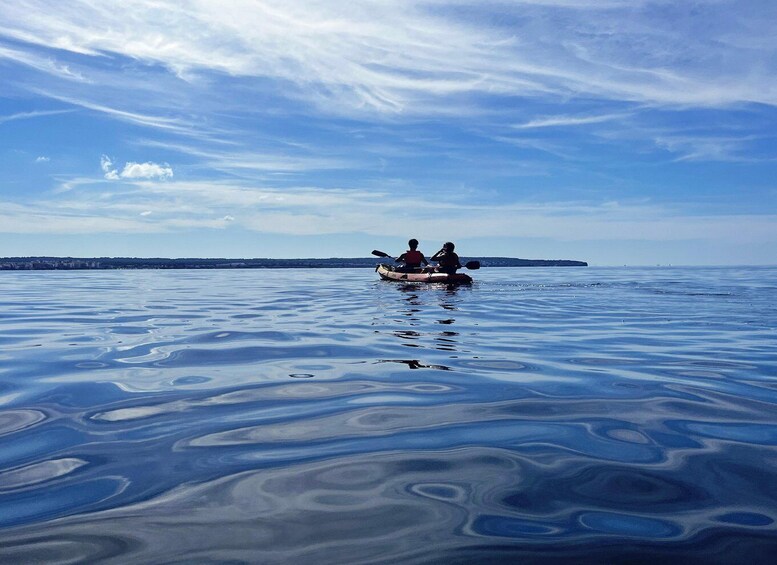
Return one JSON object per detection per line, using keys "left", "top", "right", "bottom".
{"left": 430, "top": 249, "right": 444, "bottom": 261}
{"left": 420, "top": 253, "right": 429, "bottom": 266}
{"left": 395, "top": 252, "right": 406, "bottom": 263}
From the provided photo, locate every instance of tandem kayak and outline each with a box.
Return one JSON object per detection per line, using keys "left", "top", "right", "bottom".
{"left": 376, "top": 263, "right": 473, "bottom": 284}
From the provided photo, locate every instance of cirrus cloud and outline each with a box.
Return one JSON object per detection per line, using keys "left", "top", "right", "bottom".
{"left": 1, "top": 0, "right": 776, "bottom": 115}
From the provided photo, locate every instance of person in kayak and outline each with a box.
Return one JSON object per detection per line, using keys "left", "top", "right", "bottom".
{"left": 431, "top": 242, "right": 462, "bottom": 274}
{"left": 395, "top": 239, "right": 429, "bottom": 272}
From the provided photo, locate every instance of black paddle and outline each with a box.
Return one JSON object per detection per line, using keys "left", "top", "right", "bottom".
{"left": 371, "top": 249, "right": 395, "bottom": 260}
{"left": 371, "top": 249, "right": 480, "bottom": 270}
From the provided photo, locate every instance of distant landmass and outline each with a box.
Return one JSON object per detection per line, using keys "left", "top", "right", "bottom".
{"left": 0, "top": 256, "right": 587, "bottom": 270}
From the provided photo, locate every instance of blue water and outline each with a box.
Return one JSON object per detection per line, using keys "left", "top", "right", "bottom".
{"left": 0, "top": 267, "right": 775, "bottom": 563}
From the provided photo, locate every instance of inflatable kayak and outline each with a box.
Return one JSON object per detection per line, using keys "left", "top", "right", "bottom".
{"left": 376, "top": 263, "right": 473, "bottom": 284}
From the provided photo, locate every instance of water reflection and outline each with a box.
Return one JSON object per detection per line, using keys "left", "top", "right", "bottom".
{"left": 377, "top": 359, "right": 452, "bottom": 370}
{"left": 393, "top": 330, "right": 422, "bottom": 346}
{"left": 434, "top": 331, "right": 459, "bottom": 352}
{"left": 384, "top": 283, "right": 467, "bottom": 357}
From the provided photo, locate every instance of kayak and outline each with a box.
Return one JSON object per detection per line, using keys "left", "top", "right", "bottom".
{"left": 376, "top": 263, "right": 473, "bottom": 284}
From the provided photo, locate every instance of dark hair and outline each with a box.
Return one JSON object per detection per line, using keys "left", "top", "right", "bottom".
{"left": 408, "top": 239, "right": 419, "bottom": 249}
{"left": 444, "top": 241, "right": 455, "bottom": 251}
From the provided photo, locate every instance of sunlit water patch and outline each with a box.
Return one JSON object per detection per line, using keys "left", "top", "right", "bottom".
{"left": 0, "top": 267, "right": 776, "bottom": 563}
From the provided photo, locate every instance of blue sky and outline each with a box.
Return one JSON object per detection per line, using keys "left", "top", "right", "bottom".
{"left": 1, "top": 0, "right": 776, "bottom": 265}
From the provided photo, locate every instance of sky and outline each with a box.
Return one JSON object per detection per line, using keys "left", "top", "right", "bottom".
{"left": 1, "top": 0, "right": 776, "bottom": 265}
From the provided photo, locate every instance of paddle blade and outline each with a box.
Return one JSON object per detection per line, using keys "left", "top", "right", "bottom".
{"left": 371, "top": 250, "right": 392, "bottom": 258}
{"left": 465, "top": 260, "right": 480, "bottom": 270}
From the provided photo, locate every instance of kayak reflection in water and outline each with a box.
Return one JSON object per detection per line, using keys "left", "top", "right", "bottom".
{"left": 430, "top": 242, "right": 462, "bottom": 275}
{"left": 395, "top": 238, "right": 429, "bottom": 272}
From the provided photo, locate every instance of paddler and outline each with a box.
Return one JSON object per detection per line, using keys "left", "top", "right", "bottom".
{"left": 395, "top": 239, "right": 429, "bottom": 272}
{"left": 431, "top": 242, "right": 462, "bottom": 274}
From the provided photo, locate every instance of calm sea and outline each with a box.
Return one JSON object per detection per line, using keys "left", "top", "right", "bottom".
{"left": 0, "top": 267, "right": 775, "bottom": 563}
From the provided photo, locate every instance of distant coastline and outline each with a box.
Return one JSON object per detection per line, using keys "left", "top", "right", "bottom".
{"left": 0, "top": 257, "right": 588, "bottom": 270}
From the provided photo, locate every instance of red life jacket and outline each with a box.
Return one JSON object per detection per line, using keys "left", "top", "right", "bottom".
{"left": 404, "top": 250, "right": 423, "bottom": 265}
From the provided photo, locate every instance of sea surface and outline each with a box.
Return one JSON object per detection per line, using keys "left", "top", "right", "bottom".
{"left": 0, "top": 266, "right": 775, "bottom": 564}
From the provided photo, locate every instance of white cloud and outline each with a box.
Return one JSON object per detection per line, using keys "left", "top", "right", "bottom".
{"left": 120, "top": 162, "right": 173, "bottom": 179}
{"left": 35, "top": 155, "right": 50, "bottom": 162}
{"left": 101, "top": 155, "right": 173, "bottom": 180}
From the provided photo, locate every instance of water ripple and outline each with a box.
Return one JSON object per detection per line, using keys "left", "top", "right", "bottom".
{"left": 0, "top": 267, "right": 776, "bottom": 562}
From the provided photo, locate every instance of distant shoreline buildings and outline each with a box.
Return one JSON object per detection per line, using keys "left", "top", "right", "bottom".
{"left": 0, "top": 257, "right": 588, "bottom": 270}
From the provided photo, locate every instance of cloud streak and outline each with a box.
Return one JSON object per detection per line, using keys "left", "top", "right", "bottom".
{"left": 0, "top": 43, "right": 87, "bottom": 81}
{"left": 0, "top": 109, "right": 74, "bottom": 125}
{"left": 36, "top": 91, "right": 200, "bottom": 135}
{"left": 513, "top": 112, "right": 629, "bottom": 129}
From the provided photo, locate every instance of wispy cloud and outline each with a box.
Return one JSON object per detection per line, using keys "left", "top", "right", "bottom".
{"left": 36, "top": 91, "right": 198, "bottom": 135}
{"left": 2, "top": 0, "right": 776, "bottom": 116}
{"left": 135, "top": 139, "right": 361, "bottom": 178}
{"left": 653, "top": 134, "right": 763, "bottom": 162}
{"left": 0, "top": 43, "right": 87, "bottom": 81}
{"left": 5, "top": 173, "right": 773, "bottom": 248}
{"left": 100, "top": 155, "right": 118, "bottom": 179}
{"left": 0, "top": 109, "right": 74, "bottom": 125}
{"left": 2, "top": 0, "right": 773, "bottom": 183}
{"left": 0, "top": 201, "right": 154, "bottom": 234}
{"left": 513, "top": 112, "right": 629, "bottom": 129}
